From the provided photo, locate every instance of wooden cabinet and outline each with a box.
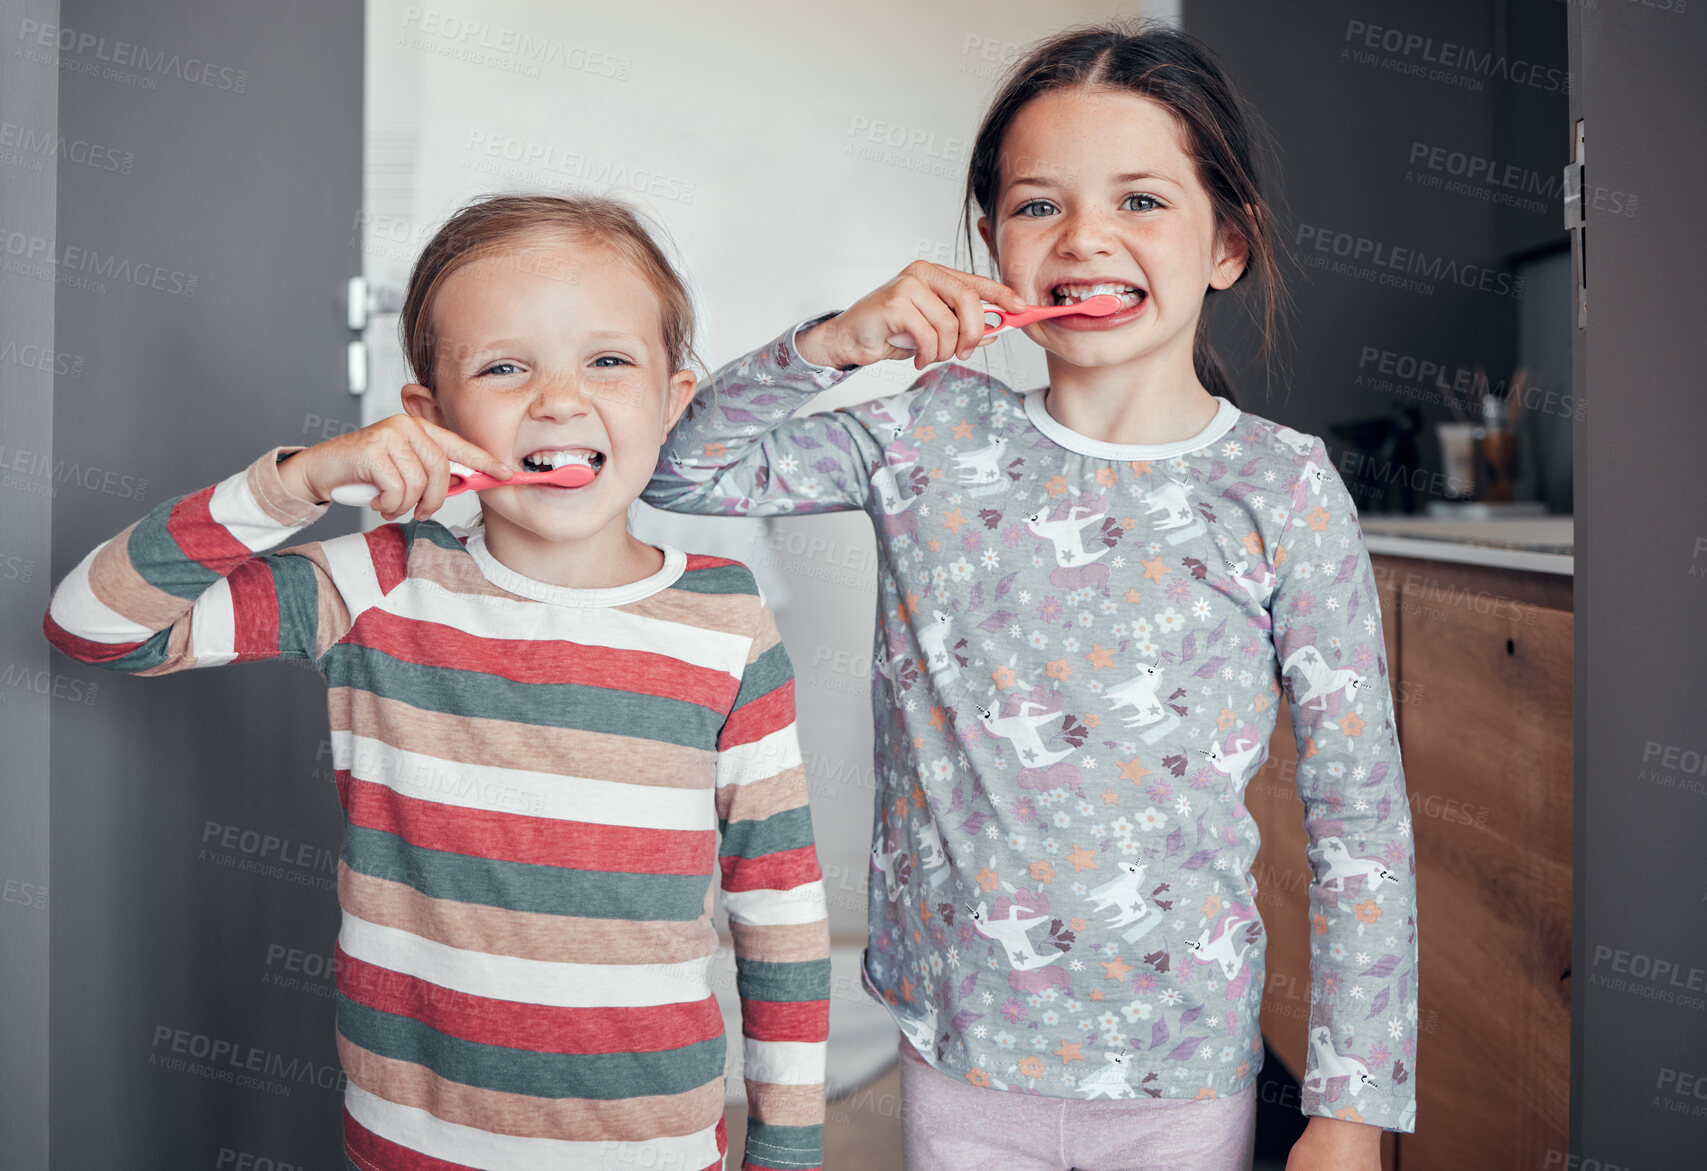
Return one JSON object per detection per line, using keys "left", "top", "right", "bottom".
{"left": 1246, "top": 554, "right": 1573, "bottom": 1169}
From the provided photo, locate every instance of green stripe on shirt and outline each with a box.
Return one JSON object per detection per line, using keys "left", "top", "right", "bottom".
{"left": 336, "top": 995, "right": 727, "bottom": 1099}
{"left": 270, "top": 554, "right": 324, "bottom": 660}
{"left": 735, "top": 957, "right": 831, "bottom": 1005}
{"left": 719, "top": 806, "right": 815, "bottom": 860}
{"left": 320, "top": 645, "right": 726, "bottom": 747}
{"left": 732, "top": 641, "right": 794, "bottom": 708}
{"left": 668, "top": 563, "right": 759, "bottom": 597}
{"left": 341, "top": 824, "right": 714, "bottom": 921}
{"left": 743, "top": 1120, "right": 825, "bottom": 1171}
{"left": 128, "top": 496, "right": 222, "bottom": 600}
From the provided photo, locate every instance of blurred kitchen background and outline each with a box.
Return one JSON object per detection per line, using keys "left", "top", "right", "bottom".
{"left": 1192, "top": 2, "right": 1574, "bottom": 521}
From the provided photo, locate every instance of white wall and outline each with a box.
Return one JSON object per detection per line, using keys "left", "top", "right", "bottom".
{"left": 362, "top": 0, "right": 1155, "bottom": 932}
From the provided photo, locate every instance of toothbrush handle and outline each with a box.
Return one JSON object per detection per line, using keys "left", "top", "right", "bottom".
{"left": 329, "top": 483, "right": 382, "bottom": 507}
{"left": 329, "top": 461, "right": 477, "bottom": 507}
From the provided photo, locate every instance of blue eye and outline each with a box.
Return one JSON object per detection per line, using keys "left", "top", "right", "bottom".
{"left": 1123, "top": 193, "right": 1163, "bottom": 212}
{"left": 481, "top": 362, "right": 521, "bottom": 376}
{"left": 1015, "top": 200, "right": 1058, "bottom": 218}
{"left": 592, "top": 355, "right": 632, "bottom": 367}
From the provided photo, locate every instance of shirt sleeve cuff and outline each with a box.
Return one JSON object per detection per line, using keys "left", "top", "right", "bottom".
{"left": 786, "top": 312, "right": 858, "bottom": 376}
{"left": 1306, "top": 1095, "right": 1417, "bottom": 1135}
{"left": 253, "top": 445, "right": 332, "bottom": 527}
{"left": 742, "top": 1119, "right": 824, "bottom": 1171}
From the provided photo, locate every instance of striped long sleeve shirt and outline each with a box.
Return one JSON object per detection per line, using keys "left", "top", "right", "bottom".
{"left": 44, "top": 445, "right": 832, "bottom": 1171}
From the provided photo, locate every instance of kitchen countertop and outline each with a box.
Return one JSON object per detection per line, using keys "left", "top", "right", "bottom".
{"left": 1355, "top": 515, "right": 1574, "bottom": 576}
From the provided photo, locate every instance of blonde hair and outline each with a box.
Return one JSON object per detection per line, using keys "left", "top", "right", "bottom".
{"left": 400, "top": 192, "right": 701, "bottom": 390}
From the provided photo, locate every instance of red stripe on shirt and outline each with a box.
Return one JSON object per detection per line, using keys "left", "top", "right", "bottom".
{"left": 226, "top": 560, "right": 281, "bottom": 662}
{"left": 739, "top": 998, "right": 830, "bottom": 1044}
{"left": 341, "top": 773, "right": 717, "bottom": 874}
{"left": 719, "top": 680, "right": 793, "bottom": 750}
{"left": 344, "top": 609, "right": 740, "bottom": 709}
{"left": 336, "top": 948, "right": 726, "bottom": 1055}
{"left": 166, "top": 485, "right": 252, "bottom": 572}
{"left": 719, "top": 844, "right": 822, "bottom": 893}
{"left": 712, "top": 1115, "right": 728, "bottom": 1171}
{"left": 366, "top": 525, "right": 410, "bottom": 595}
{"left": 41, "top": 611, "right": 148, "bottom": 662}
{"left": 682, "top": 553, "right": 739, "bottom": 572}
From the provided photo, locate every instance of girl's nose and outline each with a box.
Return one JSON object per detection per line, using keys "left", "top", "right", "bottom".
{"left": 1056, "top": 209, "right": 1117, "bottom": 260}
{"left": 529, "top": 373, "right": 591, "bottom": 419}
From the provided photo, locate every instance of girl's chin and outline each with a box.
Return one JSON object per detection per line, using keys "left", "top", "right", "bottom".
{"left": 483, "top": 476, "right": 609, "bottom": 511}
{"left": 1042, "top": 336, "right": 1155, "bottom": 368}
{"left": 482, "top": 503, "right": 622, "bottom": 542}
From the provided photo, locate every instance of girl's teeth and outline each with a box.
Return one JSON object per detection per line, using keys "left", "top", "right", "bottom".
{"left": 521, "top": 449, "right": 600, "bottom": 472}
{"left": 1054, "top": 284, "right": 1144, "bottom": 306}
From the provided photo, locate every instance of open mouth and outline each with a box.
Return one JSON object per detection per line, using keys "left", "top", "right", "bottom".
{"left": 520, "top": 447, "right": 605, "bottom": 478}
{"left": 1051, "top": 280, "right": 1147, "bottom": 309}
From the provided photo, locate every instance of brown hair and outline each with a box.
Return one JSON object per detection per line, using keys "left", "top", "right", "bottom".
{"left": 961, "top": 19, "right": 1292, "bottom": 406}
{"left": 399, "top": 193, "right": 701, "bottom": 391}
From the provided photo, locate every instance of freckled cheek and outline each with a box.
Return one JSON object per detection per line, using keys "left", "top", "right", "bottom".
{"left": 594, "top": 400, "right": 669, "bottom": 462}
{"left": 446, "top": 396, "right": 525, "bottom": 439}
{"left": 590, "top": 377, "right": 661, "bottom": 412}
{"left": 996, "top": 226, "right": 1047, "bottom": 267}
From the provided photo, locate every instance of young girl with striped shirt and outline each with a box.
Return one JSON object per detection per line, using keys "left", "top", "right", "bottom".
{"left": 45, "top": 194, "right": 831, "bottom": 1171}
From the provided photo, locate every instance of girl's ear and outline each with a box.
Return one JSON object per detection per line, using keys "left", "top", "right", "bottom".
{"left": 977, "top": 214, "right": 997, "bottom": 266}
{"left": 662, "top": 368, "right": 699, "bottom": 435}
{"left": 1208, "top": 203, "right": 1256, "bottom": 291}
{"left": 400, "top": 383, "right": 445, "bottom": 427}
{"left": 1210, "top": 219, "right": 1250, "bottom": 292}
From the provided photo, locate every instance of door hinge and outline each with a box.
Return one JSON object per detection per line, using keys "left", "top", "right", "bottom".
{"left": 345, "top": 276, "right": 405, "bottom": 395}
{"left": 346, "top": 340, "right": 367, "bottom": 396}
{"left": 1563, "top": 120, "right": 1586, "bottom": 330}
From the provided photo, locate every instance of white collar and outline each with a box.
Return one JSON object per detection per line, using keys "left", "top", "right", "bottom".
{"left": 1023, "top": 391, "right": 1240, "bottom": 460}
{"left": 463, "top": 530, "right": 686, "bottom": 607}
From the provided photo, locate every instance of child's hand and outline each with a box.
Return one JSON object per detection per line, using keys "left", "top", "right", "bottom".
{"left": 797, "top": 261, "right": 1024, "bottom": 371}
{"left": 277, "top": 412, "right": 518, "bottom": 522}
{"left": 1286, "top": 1116, "right": 1384, "bottom": 1171}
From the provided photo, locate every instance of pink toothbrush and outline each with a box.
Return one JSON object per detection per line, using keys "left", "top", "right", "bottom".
{"left": 329, "top": 459, "right": 595, "bottom": 507}
{"left": 886, "top": 292, "right": 1126, "bottom": 350}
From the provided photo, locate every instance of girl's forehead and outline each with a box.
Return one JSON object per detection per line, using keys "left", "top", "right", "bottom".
{"left": 431, "top": 241, "right": 667, "bottom": 350}
{"left": 442, "top": 238, "right": 647, "bottom": 306}
{"left": 999, "top": 88, "right": 1195, "bottom": 182}
{"left": 449, "top": 232, "right": 613, "bottom": 282}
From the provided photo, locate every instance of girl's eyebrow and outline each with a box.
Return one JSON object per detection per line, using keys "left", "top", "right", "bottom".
{"left": 453, "top": 338, "right": 528, "bottom": 358}
{"left": 1008, "top": 169, "right": 1183, "bottom": 190}
{"left": 454, "top": 332, "right": 649, "bottom": 360}
{"left": 1111, "top": 170, "right": 1182, "bottom": 188}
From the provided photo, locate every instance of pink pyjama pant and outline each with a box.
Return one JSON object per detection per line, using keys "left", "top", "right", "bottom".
{"left": 898, "top": 1039, "right": 1256, "bottom": 1171}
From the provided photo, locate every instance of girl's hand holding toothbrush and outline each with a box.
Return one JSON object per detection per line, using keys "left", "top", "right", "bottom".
{"left": 276, "top": 408, "right": 518, "bottom": 523}
{"left": 795, "top": 261, "right": 1026, "bottom": 372}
